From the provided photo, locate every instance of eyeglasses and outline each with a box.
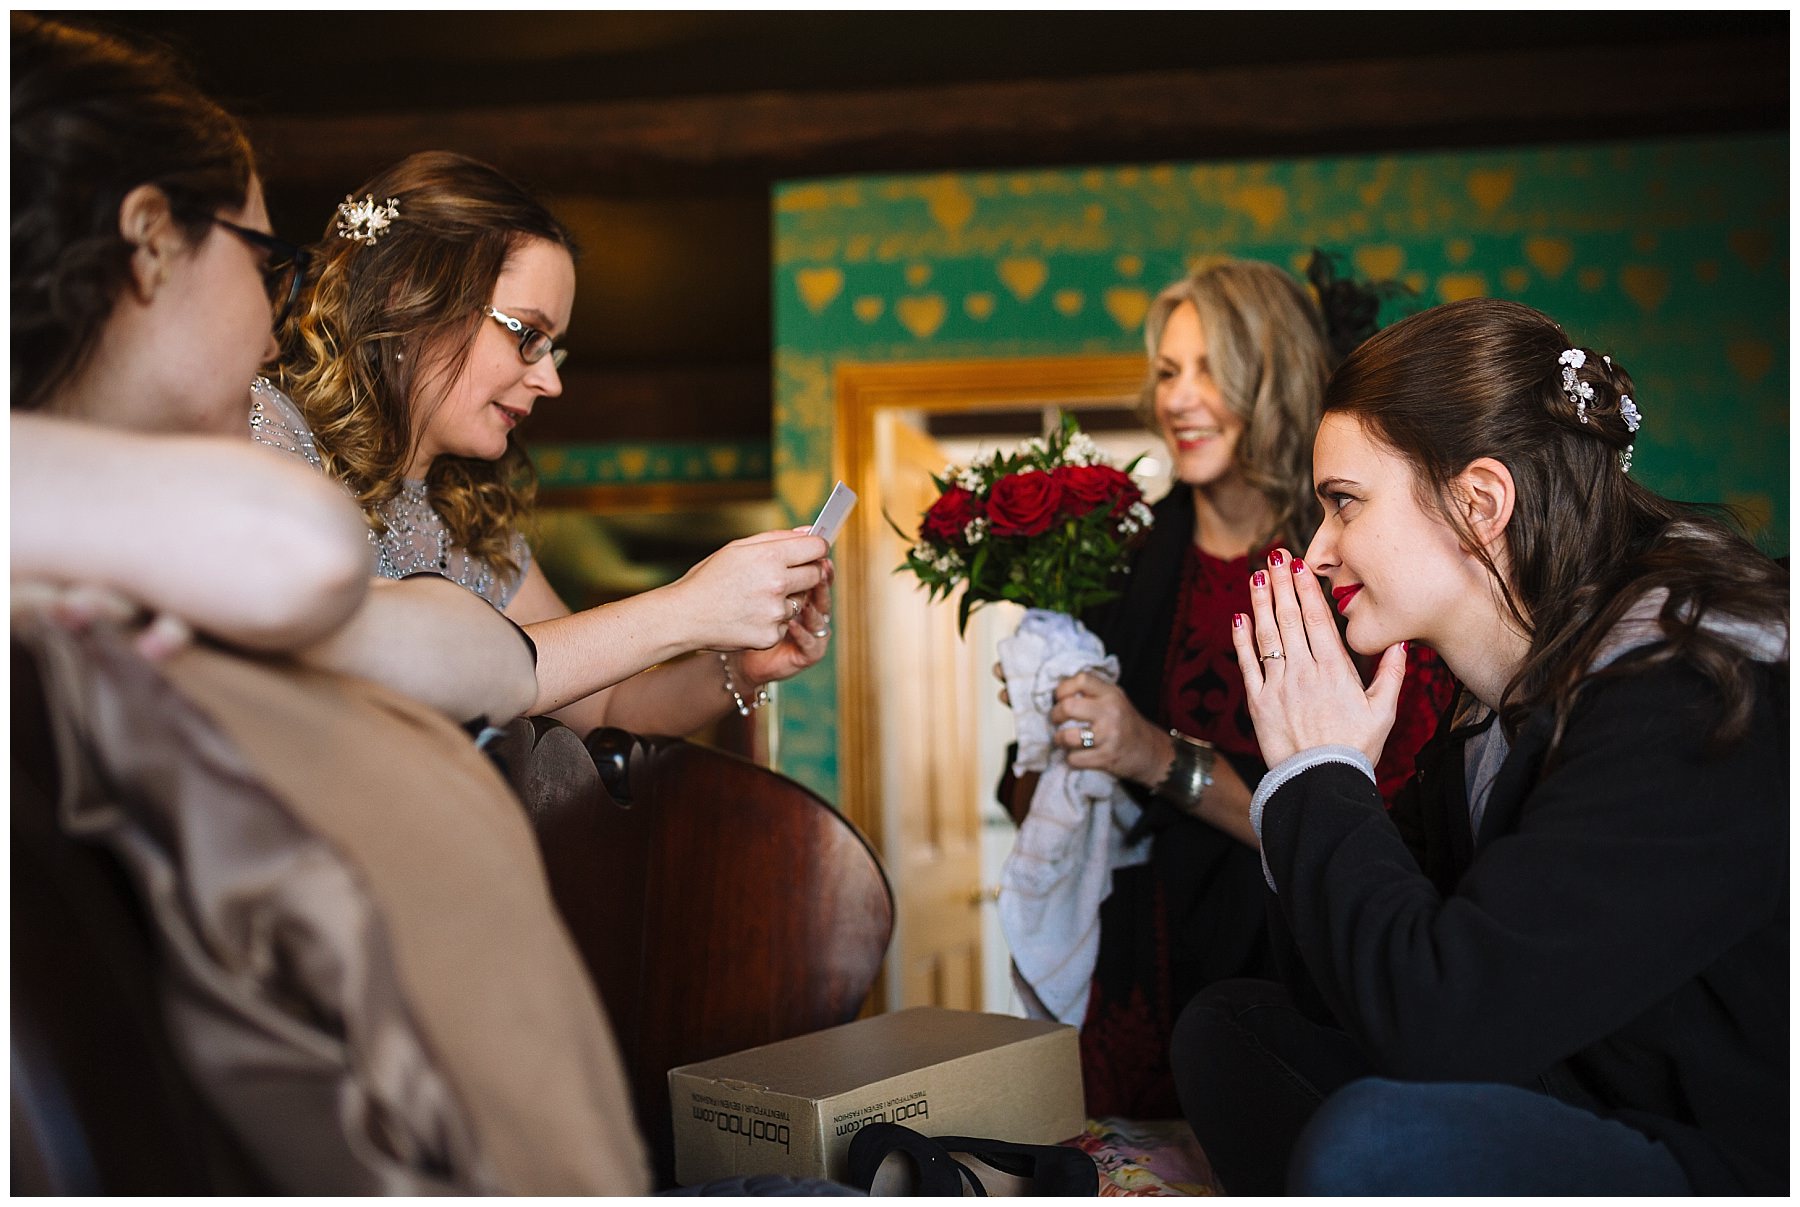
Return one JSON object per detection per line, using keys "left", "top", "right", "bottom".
{"left": 213, "top": 217, "right": 311, "bottom": 330}
{"left": 484, "top": 305, "right": 568, "bottom": 370}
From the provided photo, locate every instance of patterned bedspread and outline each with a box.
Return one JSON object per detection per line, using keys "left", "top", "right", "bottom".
{"left": 1067, "top": 1117, "right": 1220, "bottom": 1196}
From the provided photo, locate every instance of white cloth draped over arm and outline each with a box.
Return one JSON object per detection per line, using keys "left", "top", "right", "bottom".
{"left": 995, "top": 608, "right": 1151, "bottom": 1027}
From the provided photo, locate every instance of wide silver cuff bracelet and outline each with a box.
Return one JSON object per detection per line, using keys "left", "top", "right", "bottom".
{"left": 1156, "top": 728, "right": 1217, "bottom": 814}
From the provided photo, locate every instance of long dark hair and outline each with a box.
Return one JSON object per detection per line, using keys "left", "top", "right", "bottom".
{"left": 11, "top": 14, "right": 255, "bottom": 412}
{"left": 276, "top": 151, "right": 578, "bottom": 579}
{"left": 1325, "top": 298, "right": 1786, "bottom": 751}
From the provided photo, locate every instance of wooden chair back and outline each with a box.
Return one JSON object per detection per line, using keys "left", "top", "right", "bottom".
{"left": 496, "top": 721, "right": 894, "bottom": 1188}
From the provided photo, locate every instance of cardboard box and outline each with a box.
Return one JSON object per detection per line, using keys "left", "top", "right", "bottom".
{"left": 668, "top": 1007, "right": 1085, "bottom": 1186}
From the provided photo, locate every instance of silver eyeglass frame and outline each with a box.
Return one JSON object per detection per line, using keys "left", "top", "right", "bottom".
{"left": 484, "top": 305, "right": 568, "bottom": 369}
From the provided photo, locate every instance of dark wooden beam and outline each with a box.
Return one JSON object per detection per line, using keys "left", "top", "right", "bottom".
{"left": 248, "top": 38, "right": 1783, "bottom": 196}
{"left": 527, "top": 362, "right": 769, "bottom": 445}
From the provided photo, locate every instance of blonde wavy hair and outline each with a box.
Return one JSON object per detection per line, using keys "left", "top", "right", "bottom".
{"left": 274, "top": 151, "right": 577, "bottom": 579}
{"left": 1136, "top": 258, "right": 1331, "bottom": 552}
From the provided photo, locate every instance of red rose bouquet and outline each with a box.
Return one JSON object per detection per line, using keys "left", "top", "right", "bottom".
{"left": 898, "top": 413, "right": 1154, "bottom": 634}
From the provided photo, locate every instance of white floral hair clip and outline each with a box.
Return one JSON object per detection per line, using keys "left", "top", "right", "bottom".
{"left": 1561, "top": 347, "right": 1644, "bottom": 473}
{"left": 336, "top": 194, "right": 399, "bottom": 245}
{"left": 1558, "top": 347, "right": 1595, "bottom": 424}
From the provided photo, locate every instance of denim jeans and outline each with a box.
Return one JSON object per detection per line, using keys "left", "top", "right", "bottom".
{"left": 1290, "top": 1077, "right": 1691, "bottom": 1196}
{"left": 1171, "top": 979, "right": 1691, "bottom": 1196}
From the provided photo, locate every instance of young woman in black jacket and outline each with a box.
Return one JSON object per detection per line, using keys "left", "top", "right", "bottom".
{"left": 1175, "top": 297, "right": 1788, "bottom": 1195}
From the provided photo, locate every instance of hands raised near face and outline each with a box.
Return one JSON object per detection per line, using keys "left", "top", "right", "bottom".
{"left": 1230, "top": 549, "right": 1405, "bottom": 768}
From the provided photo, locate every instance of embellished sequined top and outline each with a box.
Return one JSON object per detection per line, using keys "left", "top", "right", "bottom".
{"left": 248, "top": 378, "right": 531, "bottom": 609}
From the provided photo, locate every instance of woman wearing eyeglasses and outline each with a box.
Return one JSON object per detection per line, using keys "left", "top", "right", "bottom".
{"left": 256, "top": 151, "right": 831, "bottom": 737}
{"left": 11, "top": 19, "right": 536, "bottom": 729}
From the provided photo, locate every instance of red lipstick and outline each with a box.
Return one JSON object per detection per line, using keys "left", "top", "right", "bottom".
{"left": 1331, "top": 584, "right": 1362, "bottom": 613}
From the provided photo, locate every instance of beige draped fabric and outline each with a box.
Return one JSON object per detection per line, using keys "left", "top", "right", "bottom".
{"left": 22, "top": 619, "right": 651, "bottom": 1194}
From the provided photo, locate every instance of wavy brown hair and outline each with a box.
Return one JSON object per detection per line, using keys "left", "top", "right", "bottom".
{"left": 275, "top": 151, "right": 576, "bottom": 579}
{"left": 12, "top": 14, "right": 254, "bottom": 412}
{"left": 1137, "top": 259, "right": 1331, "bottom": 553}
{"left": 1325, "top": 298, "right": 1787, "bottom": 752}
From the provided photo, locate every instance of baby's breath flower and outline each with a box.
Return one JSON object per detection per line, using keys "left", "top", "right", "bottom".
{"left": 1066, "top": 432, "right": 1102, "bottom": 467}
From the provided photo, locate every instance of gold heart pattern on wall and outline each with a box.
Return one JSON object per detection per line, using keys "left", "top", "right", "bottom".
{"left": 896, "top": 294, "right": 947, "bottom": 339}
{"left": 1103, "top": 287, "right": 1150, "bottom": 332}
{"left": 1353, "top": 245, "right": 1405, "bottom": 282}
{"left": 1437, "top": 273, "right": 1488, "bottom": 303}
{"left": 1618, "top": 266, "right": 1670, "bottom": 313}
{"left": 1727, "top": 339, "right": 1774, "bottom": 384}
{"left": 1728, "top": 230, "right": 1773, "bottom": 273}
{"left": 795, "top": 267, "right": 844, "bottom": 314}
{"left": 1524, "top": 237, "right": 1574, "bottom": 280}
{"left": 998, "top": 256, "right": 1049, "bottom": 302}
{"left": 1231, "top": 184, "right": 1288, "bottom": 233}
{"left": 1466, "top": 167, "right": 1516, "bottom": 213}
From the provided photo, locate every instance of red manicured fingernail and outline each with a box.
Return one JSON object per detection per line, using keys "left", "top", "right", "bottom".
{"left": 1269, "top": 549, "right": 1285, "bottom": 567}
{"left": 1233, "top": 613, "right": 1245, "bottom": 629}
{"left": 1252, "top": 570, "right": 1267, "bottom": 588}
{"left": 1291, "top": 558, "right": 1305, "bottom": 574}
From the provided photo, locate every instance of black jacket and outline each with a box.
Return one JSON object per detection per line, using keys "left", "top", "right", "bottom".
{"left": 1259, "top": 651, "right": 1789, "bottom": 1194}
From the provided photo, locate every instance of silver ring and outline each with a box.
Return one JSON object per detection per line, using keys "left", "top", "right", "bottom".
{"left": 1079, "top": 727, "right": 1096, "bottom": 749}
{"left": 811, "top": 627, "right": 829, "bottom": 639}
{"left": 1260, "top": 649, "right": 1286, "bottom": 662}
{"left": 789, "top": 598, "right": 802, "bottom": 617}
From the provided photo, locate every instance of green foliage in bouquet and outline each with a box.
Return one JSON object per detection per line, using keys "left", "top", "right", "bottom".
{"left": 894, "top": 412, "right": 1155, "bottom": 635}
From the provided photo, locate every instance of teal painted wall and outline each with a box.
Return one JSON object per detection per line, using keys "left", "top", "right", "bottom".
{"left": 771, "top": 134, "right": 1787, "bottom": 802}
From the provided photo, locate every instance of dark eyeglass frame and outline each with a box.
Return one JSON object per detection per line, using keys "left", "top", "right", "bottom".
{"left": 213, "top": 217, "right": 312, "bottom": 330}
{"left": 484, "top": 305, "right": 568, "bottom": 370}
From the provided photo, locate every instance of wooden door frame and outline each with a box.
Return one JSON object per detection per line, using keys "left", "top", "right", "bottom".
{"left": 830, "top": 354, "right": 1143, "bottom": 857}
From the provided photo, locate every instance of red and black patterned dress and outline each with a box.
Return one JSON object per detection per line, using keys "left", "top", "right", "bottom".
{"left": 1072, "top": 520, "right": 1456, "bottom": 1120}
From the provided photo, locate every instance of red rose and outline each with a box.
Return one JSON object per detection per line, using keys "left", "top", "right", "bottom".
{"left": 987, "top": 470, "right": 1064, "bottom": 537}
{"left": 1054, "top": 464, "right": 1135, "bottom": 516}
{"left": 920, "top": 485, "right": 982, "bottom": 545}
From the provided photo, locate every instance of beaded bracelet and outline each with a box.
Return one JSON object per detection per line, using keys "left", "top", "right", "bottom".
{"left": 1156, "top": 728, "right": 1216, "bottom": 814}
{"left": 719, "top": 651, "right": 769, "bottom": 717}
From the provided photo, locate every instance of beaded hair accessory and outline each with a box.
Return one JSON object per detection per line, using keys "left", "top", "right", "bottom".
{"left": 1558, "top": 348, "right": 1595, "bottom": 423}
{"left": 1558, "top": 348, "right": 1643, "bottom": 472}
{"left": 336, "top": 194, "right": 399, "bottom": 245}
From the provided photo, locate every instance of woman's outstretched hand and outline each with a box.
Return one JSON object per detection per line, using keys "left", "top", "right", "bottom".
{"left": 1232, "top": 549, "right": 1405, "bottom": 768}
{"left": 739, "top": 550, "right": 833, "bottom": 686}
{"left": 670, "top": 529, "right": 829, "bottom": 654}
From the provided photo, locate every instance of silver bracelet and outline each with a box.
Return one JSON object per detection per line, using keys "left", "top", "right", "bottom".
{"left": 1156, "top": 728, "right": 1216, "bottom": 814}
{"left": 719, "top": 652, "right": 769, "bottom": 717}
